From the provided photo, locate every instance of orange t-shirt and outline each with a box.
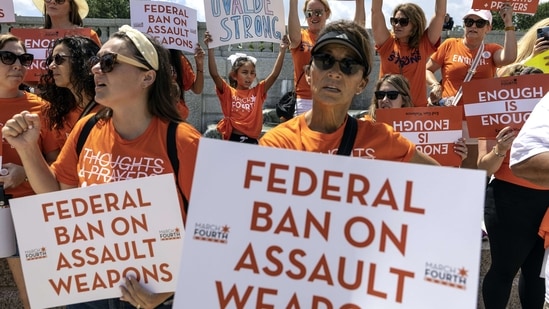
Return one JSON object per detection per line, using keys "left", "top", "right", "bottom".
{"left": 376, "top": 32, "right": 439, "bottom": 107}
{"left": 1, "top": 92, "right": 59, "bottom": 198}
{"left": 175, "top": 54, "right": 197, "bottom": 121}
{"left": 259, "top": 115, "right": 416, "bottom": 161}
{"left": 430, "top": 39, "right": 502, "bottom": 105}
{"left": 290, "top": 28, "right": 317, "bottom": 100}
{"left": 89, "top": 29, "right": 102, "bottom": 46}
{"left": 49, "top": 102, "right": 102, "bottom": 149}
{"left": 216, "top": 79, "right": 266, "bottom": 140}
{"left": 51, "top": 115, "right": 201, "bottom": 220}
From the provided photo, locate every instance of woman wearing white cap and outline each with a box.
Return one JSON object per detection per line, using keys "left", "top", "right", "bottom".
{"left": 32, "top": 0, "right": 101, "bottom": 46}
{"left": 426, "top": 6, "right": 517, "bottom": 171}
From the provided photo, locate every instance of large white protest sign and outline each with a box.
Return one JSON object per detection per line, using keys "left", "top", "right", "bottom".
{"left": 204, "top": 0, "right": 285, "bottom": 48}
{"left": 10, "top": 174, "right": 184, "bottom": 308}
{"left": 0, "top": 1, "right": 15, "bottom": 23}
{"left": 174, "top": 138, "right": 486, "bottom": 308}
{"left": 130, "top": 0, "right": 197, "bottom": 53}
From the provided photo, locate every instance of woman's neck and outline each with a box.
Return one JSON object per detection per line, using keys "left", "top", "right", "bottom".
{"left": 49, "top": 16, "right": 77, "bottom": 29}
{"left": 463, "top": 38, "right": 483, "bottom": 50}
{"left": 111, "top": 106, "right": 153, "bottom": 140}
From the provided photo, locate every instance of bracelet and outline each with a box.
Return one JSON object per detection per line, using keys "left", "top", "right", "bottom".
{"left": 504, "top": 26, "right": 516, "bottom": 31}
{"left": 493, "top": 146, "right": 506, "bottom": 158}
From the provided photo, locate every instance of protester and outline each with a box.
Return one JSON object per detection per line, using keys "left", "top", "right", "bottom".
{"left": 204, "top": 32, "right": 289, "bottom": 144}
{"left": 38, "top": 35, "right": 101, "bottom": 149}
{"left": 0, "top": 33, "right": 59, "bottom": 309}
{"left": 368, "top": 74, "right": 468, "bottom": 162}
{"left": 371, "top": 0, "right": 446, "bottom": 107}
{"left": 288, "top": 0, "right": 365, "bottom": 115}
{"left": 169, "top": 45, "right": 205, "bottom": 121}
{"left": 476, "top": 65, "right": 549, "bottom": 308}
{"left": 443, "top": 13, "right": 454, "bottom": 31}
{"left": 426, "top": 7, "right": 517, "bottom": 170}
{"left": 2, "top": 25, "right": 201, "bottom": 309}
{"left": 32, "top": 0, "right": 101, "bottom": 46}
{"left": 259, "top": 20, "right": 439, "bottom": 166}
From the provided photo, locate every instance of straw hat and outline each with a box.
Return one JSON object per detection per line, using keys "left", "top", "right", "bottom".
{"left": 32, "top": 0, "right": 90, "bottom": 19}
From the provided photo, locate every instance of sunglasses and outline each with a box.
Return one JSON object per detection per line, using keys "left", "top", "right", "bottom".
{"left": 88, "top": 53, "right": 150, "bottom": 73}
{"left": 46, "top": 54, "right": 71, "bottom": 66}
{"left": 311, "top": 53, "right": 363, "bottom": 76}
{"left": 390, "top": 17, "right": 410, "bottom": 27}
{"left": 44, "top": 0, "right": 66, "bottom": 4}
{"left": 0, "top": 51, "right": 34, "bottom": 67}
{"left": 463, "top": 18, "right": 488, "bottom": 28}
{"left": 306, "top": 9, "right": 324, "bottom": 18}
{"left": 375, "top": 90, "right": 402, "bottom": 100}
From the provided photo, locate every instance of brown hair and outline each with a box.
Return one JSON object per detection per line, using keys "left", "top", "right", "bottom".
{"left": 368, "top": 74, "right": 413, "bottom": 119}
{"left": 0, "top": 33, "right": 26, "bottom": 51}
{"left": 44, "top": 0, "right": 84, "bottom": 28}
{"left": 392, "top": 3, "right": 427, "bottom": 50}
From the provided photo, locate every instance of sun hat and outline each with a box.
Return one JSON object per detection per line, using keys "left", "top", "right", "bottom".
{"left": 464, "top": 9, "right": 492, "bottom": 25}
{"left": 32, "top": 0, "right": 90, "bottom": 19}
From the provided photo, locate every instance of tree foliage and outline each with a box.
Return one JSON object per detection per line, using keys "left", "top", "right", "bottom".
{"left": 86, "top": 0, "right": 130, "bottom": 19}
{"left": 491, "top": 2, "right": 549, "bottom": 30}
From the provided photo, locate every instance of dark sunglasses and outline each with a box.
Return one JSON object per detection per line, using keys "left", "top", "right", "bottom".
{"left": 44, "top": 0, "right": 66, "bottom": 4}
{"left": 375, "top": 90, "right": 402, "bottom": 100}
{"left": 0, "top": 51, "right": 34, "bottom": 67}
{"left": 46, "top": 54, "right": 71, "bottom": 66}
{"left": 463, "top": 18, "right": 488, "bottom": 28}
{"left": 390, "top": 17, "right": 410, "bottom": 27}
{"left": 88, "top": 53, "right": 150, "bottom": 73}
{"left": 311, "top": 53, "right": 363, "bottom": 76}
{"left": 306, "top": 9, "right": 324, "bottom": 18}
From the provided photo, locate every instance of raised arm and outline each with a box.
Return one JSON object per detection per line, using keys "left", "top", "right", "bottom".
{"left": 288, "top": 0, "right": 302, "bottom": 49}
{"left": 2, "top": 111, "right": 61, "bottom": 193}
{"left": 371, "top": 0, "right": 391, "bottom": 46}
{"left": 264, "top": 35, "right": 289, "bottom": 92}
{"left": 190, "top": 43, "right": 205, "bottom": 94}
{"left": 426, "top": 0, "right": 446, "bottom": 45}
{"left": 493, "top": 4, "right": 517, "bottom": 67}
{"left": 354, "top": 0, "right": 366, "bottom": 27}
{"left": 204, "top": 31, "right": 224, "bottom": 92}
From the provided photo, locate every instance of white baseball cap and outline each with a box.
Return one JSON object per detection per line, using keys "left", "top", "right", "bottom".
{"left": 464, "top": 9, "right": 492, "bottom": 25}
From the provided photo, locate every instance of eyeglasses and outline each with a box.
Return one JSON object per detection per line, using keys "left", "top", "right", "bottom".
{"left": 390, "top": 17, "right": 410, "bottom": 27}
{"left": 44, "top": 0, "right": 66, "bottom": 4}
{"left": 0, "top": 51, "right": 34, "bottom": 67}
{"left": 88, "top": 53, "right": 150, "bottom": 73}
{"left": 463, "top": 18, "right": 488, "bottom": 28}
{"left": 46, "top": 54, "right": 71, "bottom": 66}
{"left": 375, "top": 91, "right": 402, "bottom": 100}
{"left": 311, "top": 53, "right": 363, "bottom": 76}
{"left": 306, "top": 9, "right": 324, "bottom": 18}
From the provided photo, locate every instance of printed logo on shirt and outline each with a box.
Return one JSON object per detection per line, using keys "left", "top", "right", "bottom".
{"left": 192, "top": 222, "right": 230, "bottom": 244}
{"left": 424, "top": 261, "right": 469, "bottom": 290}
{"left": 327, "top": 147, "right": 376, "bottom": 159}
{"left": 231, "top": 94, "right": 257, "bottom": 112}
{"left": 387, "top": 49, "right": 421, "bottom": 68}
{"left": 79, "top": 149, "right": 167, "bottom": 184}
{"left": 25, "top": 247, "right": 48, "bottom": 261}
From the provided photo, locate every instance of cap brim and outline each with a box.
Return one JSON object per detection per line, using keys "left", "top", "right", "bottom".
{"left": 311, "top": 32, "right": 366, "bottom": 65}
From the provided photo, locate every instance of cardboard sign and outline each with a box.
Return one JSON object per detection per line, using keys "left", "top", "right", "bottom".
{"left": 10, "top": 28, "right": 97, "bottom": 82}
{"left": 204, "top": 0, "right": 285, "bottom": 48}
{"left": 376, "top": 106, "right": 464, "bottom": 167}
{"left": 471, "top": 0, "right": 539, "bottom": 15}
{"left": 462, "top": 74, "right": 549, "bottom": 138}
{"left": 9, "top": 175, "right": 184, "bottom": 308}
{"left": 130, "top": 0, "right": 198, "bottom": 53}
{"left": 174, "top": 139, "right": 486, "bottom": 308}
{"left": 0, "top": 0, "right": 16, "bottom": 23}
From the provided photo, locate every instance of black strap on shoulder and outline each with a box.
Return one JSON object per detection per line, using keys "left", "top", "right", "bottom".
{"left": 337, "top": 116, "right": 358, "bottom": 156}
{"left": 167, "top": 121, "right": 189, "bottom": 214}
{"left": 76, "top": 115, "right": 98, "bottom": 157}
{"left": 78, "top": 100, "right": 98, "bottom": 120}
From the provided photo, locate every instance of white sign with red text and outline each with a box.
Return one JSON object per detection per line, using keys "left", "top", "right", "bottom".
{"left": 174, "top": 138, "right": 486, "bottom": 308}
{"left": 0, "top": 1, "right": 15, "bottom": 23}
{"left": 9, "top": 175, "right": 184, "bottom": 309}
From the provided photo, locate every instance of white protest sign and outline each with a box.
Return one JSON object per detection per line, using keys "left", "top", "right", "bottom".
{"left": 130, "top": 0, "right": 197, "bottom": 53}
{"left": 10, "top": 174, "right": 184, "bottom": 309}
{"left": 0, "top": 1, "right": 15, "bottom": 23}
{"left": 174, "top": 138, "right": 486, "bottom": 308}
{"left": 204, "top": 0, "right": 285, "bottom": 48}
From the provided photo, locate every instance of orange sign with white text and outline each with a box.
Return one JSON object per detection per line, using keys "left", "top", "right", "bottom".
{"left": 10, "top": 28, "right": 96, "bottom": 82}
{"left": 376, "top": 106, "right": 463, "bottom": 167}
{"left": 471, "top": 0, "right": 539, "bottom": 15}
{"left": 462, "top": 74, "right": 549, "bottom": 138}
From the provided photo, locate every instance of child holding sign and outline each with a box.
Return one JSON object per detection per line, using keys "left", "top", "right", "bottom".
{"left": 204, "top": 31, "right": 289, "bottom": 144}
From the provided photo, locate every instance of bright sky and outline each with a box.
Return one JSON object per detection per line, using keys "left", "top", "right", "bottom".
{"left": 11, "top": 0, "right": 548, "bottom": 28}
